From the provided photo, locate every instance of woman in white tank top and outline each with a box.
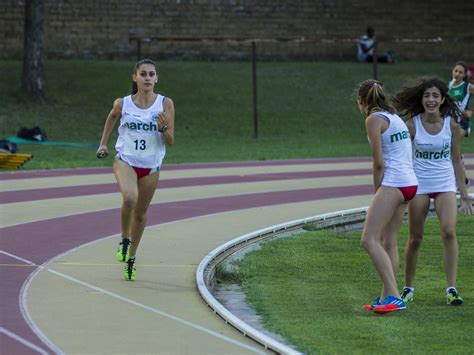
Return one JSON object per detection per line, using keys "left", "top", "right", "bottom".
{"left": 393, "top": 77, "right": 472, "bottom": 306}
{"left": 357, "top": 80, "right": 418, "bottom": 314}
{"left": 96, "top": 59, "right": 175, "bottom": 281}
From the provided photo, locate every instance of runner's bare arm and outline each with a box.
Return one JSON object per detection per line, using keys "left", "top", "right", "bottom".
{"left": 451, "top": 119, "right": 472, "bottom": 215}
{"left": 158, "top": 97, "right": 175, "bottom": 146}
{"left": 366, "top": 114, "right": 385, "bottom": 192}
{"left": 97, "top": 98, "right": 123, "bottom": 158}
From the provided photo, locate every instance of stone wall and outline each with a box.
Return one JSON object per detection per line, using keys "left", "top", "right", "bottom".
{"left": 2, "top": 0, "right": 473, "bottom": 61}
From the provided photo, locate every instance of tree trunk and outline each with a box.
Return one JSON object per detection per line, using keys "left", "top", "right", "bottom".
{"left": 21, "top": 0, "right": 45, "bottom": 101}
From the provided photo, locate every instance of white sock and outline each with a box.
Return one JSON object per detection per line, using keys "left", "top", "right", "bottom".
{"left": 403, "top": 286, "right": 414, "bottom": 292}
{"left": 446, "top": 287, "right": 457, "bottom": 294}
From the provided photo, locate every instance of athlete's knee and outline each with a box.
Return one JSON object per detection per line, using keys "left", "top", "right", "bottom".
{"left": 383, "top": 235, "right": 397, "bottom": 250}
{"left": 122, "top": 192, "right": 138, "bottom": 209}
{"left": 440, "top": 225, "right": 456, "bottom": 242}
{"left": 407, "top": 232, "right": 423, "bottom": 250}
{"left": 360, "top": 238, "right": 369, "bottom": 251}
{"left": 360, "top": 234, "right": 378, "bottom": 251}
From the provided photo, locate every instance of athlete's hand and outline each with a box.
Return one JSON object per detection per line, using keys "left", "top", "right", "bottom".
{"left": 157, "top": 111, "right": 168, "bottom": 130}
{"left": 459, "top": 196, "right": 473, "bottom": 216}
{"left": 96, "top": 145, "right": 109, "bottom": 159}
{"left": 464, "top": 109, "right": 473, "bottom": 120}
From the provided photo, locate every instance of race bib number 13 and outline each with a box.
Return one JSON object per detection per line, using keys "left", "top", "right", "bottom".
{"left": 123, "top": 131, "right": 157, "bottom": 157}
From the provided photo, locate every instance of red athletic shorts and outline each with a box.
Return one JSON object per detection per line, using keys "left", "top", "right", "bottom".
{"left": 132, "top": 166, "right": 153, "bottom": 179}
{"left": 117, "top": 155, "right": 159, "bottom": 179}
{"left": 397, "top": 185, "right": 418, "bottom": 202}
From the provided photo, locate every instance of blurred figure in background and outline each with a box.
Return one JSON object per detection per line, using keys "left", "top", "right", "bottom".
{"left": 357, "top": 26, "right": 396, "bottom": 64}
{"left": 448, "top": 61, "right": 473, "bottom": 188}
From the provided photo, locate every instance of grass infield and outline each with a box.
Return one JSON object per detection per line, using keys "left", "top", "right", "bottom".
{"left": 1, "top": 59, "right": 472, "bottom": 169}
{"left": 229, "top": 215, "right": 474, "bottom": 354}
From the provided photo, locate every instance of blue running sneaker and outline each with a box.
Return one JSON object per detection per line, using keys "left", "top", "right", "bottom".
{"left": 373, "top": 295, "right": 406, "bottom": 314}
{"left": 362, "top": 297, "right": 381, "bottom": 311}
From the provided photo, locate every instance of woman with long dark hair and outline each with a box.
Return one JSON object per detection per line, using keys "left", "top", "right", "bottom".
{"left": 97, "top": 59, "right": 175, "bottom": 280}
{"left": 393, "top": 77, "right": 472, "bottom": 306}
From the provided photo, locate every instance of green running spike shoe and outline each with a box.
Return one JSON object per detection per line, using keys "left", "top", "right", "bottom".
{"left": 116, "top": 238, "right": 131, "bottom": 262}
{"left": 446, "top": 288, "right": 463, "bottom": 306}
{"left": 124, "top": 258, "right": 136, "bottom": 281}
{"left": 400, "top": 287, "right": 414, "bottom": 302}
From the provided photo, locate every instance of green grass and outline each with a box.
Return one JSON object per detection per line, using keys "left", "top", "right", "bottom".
{"left": 1, "top": 59, "right": 472, "bottom": 169}
{"left": 232, "top": 216, "right": 474, "bottom": 354}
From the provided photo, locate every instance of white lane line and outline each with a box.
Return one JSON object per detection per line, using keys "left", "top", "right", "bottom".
{"left": 20, "top": 264, "right": 65, "bottom": 355}
{"left": 0, "top": 250, "right": 36, "bottom": 265}
{"left": 1, "top": 250, "right": 62, "bottom": 354}
{"left": 0, "top": 326, "right": 49, "bottom": 355}
{"left": 47, "top": 269, "right": 266, "bottom": 354}
{"left": 6, "top": 248, "right": 266, "bottom": 355}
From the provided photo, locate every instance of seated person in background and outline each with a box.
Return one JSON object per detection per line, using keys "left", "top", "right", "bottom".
{"left": 357, "top": 26, "right": 395, "bottom": 64}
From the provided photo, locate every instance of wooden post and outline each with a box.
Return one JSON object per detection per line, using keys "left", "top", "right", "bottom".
{"left": 372, "top": 41, "right": 378, "bottom": 80}
{"left": 251, "top": 41, "right": 258, "bottom": 139}
{"left": 136, "top": 38, "right": 142, "bottom": 61}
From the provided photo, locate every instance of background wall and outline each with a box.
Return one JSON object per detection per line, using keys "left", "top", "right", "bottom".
{"left": 2, "top": 0, "right": 473, "bottom": 61}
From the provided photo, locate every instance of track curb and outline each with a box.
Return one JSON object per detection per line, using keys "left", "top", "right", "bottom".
{"left": 196, "top": 206, "right": 369, "bottom": 354}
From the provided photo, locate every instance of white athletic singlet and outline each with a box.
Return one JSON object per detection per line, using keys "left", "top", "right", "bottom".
{"left": 412, "top": 114, "right": 456, "bottom": 194}
{"left": 374, "top": 112, "right": 418, "bottom": 187}
{"left": 115, "top": 94, "right": 166, "bottom": 169}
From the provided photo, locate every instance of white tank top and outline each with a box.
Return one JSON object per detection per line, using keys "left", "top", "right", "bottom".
{"left": 412, "top": 114, "right": 456, "bottom": 194}
{"left": 376, "top": 112, "right": 418, "bottom": 187}
{"left": 115, "top": 94, "right": 166, "bottom": 169}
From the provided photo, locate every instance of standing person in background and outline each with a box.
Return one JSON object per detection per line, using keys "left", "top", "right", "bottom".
{"left": 96, "top": 59, "right": 175, "bottom": 281}
{"left": 448, "top": 61, "right": 473, "bottom": 187}
{"left": 449, "top": 61, "right": 473, "bottom": 132}
{"left": 356, "top": 26, "right": 395, "bottom": 64}
{"left": 468, "top": 64, "right": 474, "bottom": 85}
{"left": 393, "top": 77, "right": 472, "bottom": 306}
{"left": 357, "top": 79, "right": 418, "bottom": 314}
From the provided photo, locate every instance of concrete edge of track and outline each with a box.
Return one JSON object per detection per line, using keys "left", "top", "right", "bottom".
{"left": 196, "top": 193, "right": 474, "bottom": 354}
{"left": 196, "top": 206, "right": 369, "bottom": 355}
